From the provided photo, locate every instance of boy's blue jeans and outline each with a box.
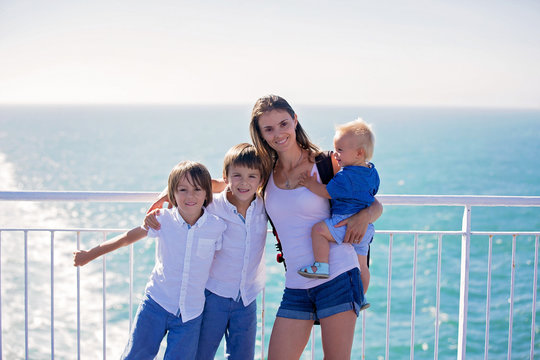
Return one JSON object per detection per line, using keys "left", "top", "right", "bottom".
{"left": 121, "top": 295, "right": 202, "bottom": 360}
{"left": 196, "top": 290, "right": 257, "bottom": 360}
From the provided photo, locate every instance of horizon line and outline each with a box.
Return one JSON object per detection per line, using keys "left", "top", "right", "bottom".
{"left": 0, "top": 102, "right": 539, "bottom": 111}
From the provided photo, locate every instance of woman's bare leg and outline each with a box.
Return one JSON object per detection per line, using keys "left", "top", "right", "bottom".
{"left": 268, "top": 317, "right": 314, "bottom": 360}
{"left": 319, "top": 310, "right": 357, "bottom": 360}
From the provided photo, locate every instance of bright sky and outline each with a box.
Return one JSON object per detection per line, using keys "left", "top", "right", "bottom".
{"left": 1, "top": 0, "right": 539, "bottom": 108}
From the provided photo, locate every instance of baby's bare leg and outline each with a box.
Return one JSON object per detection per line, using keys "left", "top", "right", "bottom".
{"left": 357, "top": 254, "right": 370, "bottom": 294}
{"left": 311, "top": 221, "right": 336, "bottom": 265}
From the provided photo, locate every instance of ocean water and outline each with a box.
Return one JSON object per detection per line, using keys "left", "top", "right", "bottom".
{"left": 0, "top": 105, "right": 539, "bottom": 359}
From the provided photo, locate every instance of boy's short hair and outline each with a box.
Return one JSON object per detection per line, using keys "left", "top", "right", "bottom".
{"left": 222, "top": 143, "right": 266, "bottom": 181}
{"left": 336, "top": 118, "right": 375, "bottom": 161}
{"left": 167, "top": 161, "right": 213, "bottom": 207}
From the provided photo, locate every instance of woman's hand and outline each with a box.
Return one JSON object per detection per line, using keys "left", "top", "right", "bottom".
{"left": 144, "top": 209, "right": 162, "bottom": 230}
{"left": 337, "top": 198, "right": 383, "bottom": 243}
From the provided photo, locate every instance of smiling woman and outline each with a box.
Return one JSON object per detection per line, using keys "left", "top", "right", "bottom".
{"left": 249, "top": 94, "right": 384, "bottom": 359}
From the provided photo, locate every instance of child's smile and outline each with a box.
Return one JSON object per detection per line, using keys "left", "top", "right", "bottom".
{"left": 333, "top": 132, "right": 365, "bottom": 167}
{"left": 174, "top": 174, "right": 207, "bottom": 223}
{"left": 226, "top": 165, "right": 262, "bottom": 205}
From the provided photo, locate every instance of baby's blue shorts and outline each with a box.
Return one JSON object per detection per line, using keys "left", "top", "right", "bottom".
{"left": 325, "top": 215, "right": 375, "bottom": 255}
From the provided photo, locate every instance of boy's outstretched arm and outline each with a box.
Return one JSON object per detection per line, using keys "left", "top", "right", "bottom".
{"left": 73, "top": 226, "right": 148, "bottom": 267}
{"left": 299, "top": 171, "right": 331, "bottom": 199}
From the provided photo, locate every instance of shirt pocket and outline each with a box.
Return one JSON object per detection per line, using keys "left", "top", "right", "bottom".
{"left": 196, "top": 237, "right": 216, "bottom": 259}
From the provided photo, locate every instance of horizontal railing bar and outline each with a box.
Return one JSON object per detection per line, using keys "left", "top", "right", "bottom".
{"left": 378, "top": 195, "right": 540, "bottom": 206}
{"left": 472, "top": 231, "right": 540, "bottom": 236}
{"left": 377, "top": 231, "right": 464, "bottom": 235}
{"left": 2, "top": 191, "right": 540, "bottom": 207}
{"left": 2, "top": 229, "right": 540, "bottom": 237}
{"left": 0, "top": 191, "right": 160, "bottom": 202}
{"left": 0, "top": 228, "right": 131, "bottom": 233}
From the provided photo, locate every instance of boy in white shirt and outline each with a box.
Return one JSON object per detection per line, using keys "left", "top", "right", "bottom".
{"left": 146, "top": 143, "right": 268, "bottom": 360}
{"left": 74, "top": 161, "right": 226, "bottom": 360}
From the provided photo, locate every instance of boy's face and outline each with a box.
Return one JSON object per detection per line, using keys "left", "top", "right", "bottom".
{"left": 174, "top": 174, "right": 207, "bottom": 219}
{"left": 224, "top": 165, "right": 262, "bottom": 203}
{"left": 333, "top": 132, "right": 363, "bottom": 167}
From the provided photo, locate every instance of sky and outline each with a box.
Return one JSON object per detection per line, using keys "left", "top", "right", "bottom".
{"left": 0, "top": 0, "right": 539, "bottom": 108}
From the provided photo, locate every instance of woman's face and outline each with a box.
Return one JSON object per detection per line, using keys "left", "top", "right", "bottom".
{"left": 257, "top": 109, "right": 298, "bottom": 153}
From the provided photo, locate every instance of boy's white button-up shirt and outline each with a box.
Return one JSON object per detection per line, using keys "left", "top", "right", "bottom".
{"left": 146, "top": 207, "right": 226, "bottom": 322}
{"left": 206, "top": 190, "right": 268, "bottom": 306}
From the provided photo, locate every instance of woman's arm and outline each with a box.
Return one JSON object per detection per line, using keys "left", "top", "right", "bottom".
{"left": 73, "top": 226, "right": 147, "bottom": 267}
{"left": 212, "top": 178, "right": 227, "bottom": 193}
{"left": 147, "top": 187, "right": 170, "bottom": 213}
{"left": 338, "top": 198, "right": 383, "bottom": 244}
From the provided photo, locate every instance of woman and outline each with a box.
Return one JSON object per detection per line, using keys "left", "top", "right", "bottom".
{"left": 250, "top": 95, "right": 382, "bottom": 359}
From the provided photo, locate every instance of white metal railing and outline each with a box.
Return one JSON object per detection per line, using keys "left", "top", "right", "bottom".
{"left": 0, "top": 191, "right": 539, "bottom": 359}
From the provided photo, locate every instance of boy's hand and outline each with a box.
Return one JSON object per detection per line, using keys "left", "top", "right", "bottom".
{"left": 298, "top": 171, "right": 318, "bottom": 188}
{"left": 73, "top": 250, "right": 91, "bottom": 267}
{"left": 144, "top": 209, "right": 162, "bottom": 230}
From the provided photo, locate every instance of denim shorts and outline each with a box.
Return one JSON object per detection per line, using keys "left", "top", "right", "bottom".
{"left": 325, "top": 216, "right": 375, "bottom": 256}
{"left": 276, "top": 268, "right": 363, "bottom": 322}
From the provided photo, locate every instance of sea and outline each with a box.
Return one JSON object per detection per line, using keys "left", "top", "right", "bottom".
{"left": 0, "top": 105, "right": 539, "bottom": 359}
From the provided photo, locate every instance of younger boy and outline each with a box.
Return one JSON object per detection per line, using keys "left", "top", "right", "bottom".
{"left": 74, "top": 161, "right": 226, "bottom": 359}
{"left": 297, "top": 119, "right": 379, "bottom": 308}
{"left": 145, "top": 143, "right": 268, "bottom": 360}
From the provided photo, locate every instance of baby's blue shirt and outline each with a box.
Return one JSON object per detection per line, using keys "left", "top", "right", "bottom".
{"left": 326, "top": 163, "right": 380, "bottom": 215}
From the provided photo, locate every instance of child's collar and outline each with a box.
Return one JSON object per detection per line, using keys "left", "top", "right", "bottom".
{"left": 173, "top": 207, "right": 207, "bottom": 228}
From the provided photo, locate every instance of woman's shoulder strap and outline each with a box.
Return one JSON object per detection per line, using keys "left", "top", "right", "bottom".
{"left": 315, "top": 151, "right": 334, "bottom": 185}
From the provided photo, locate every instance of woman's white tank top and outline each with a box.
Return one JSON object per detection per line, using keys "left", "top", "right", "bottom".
{"left": 265, "top": 164, "right": 359, "bottom": 289}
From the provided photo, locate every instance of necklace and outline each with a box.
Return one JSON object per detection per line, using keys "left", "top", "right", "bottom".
{"left": 283, "top": 150, "right": 303, "bottom": 189}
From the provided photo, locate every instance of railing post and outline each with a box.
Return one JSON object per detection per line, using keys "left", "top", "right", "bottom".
{"left": 434, "top": 234, "right": 442, "bottom": 360}
{"left": 507, "top": 235, "right": 517, "bottom": 359}
{"left": 129, "top": 242, "right": 134, "bottom": 331}
{"left": 410, "top": 234, "right": 418, "bottom": 360}
{"left": 261, "top": 288, "right": 265, "bottom": 360}
{"left": 0, "top": 231, "right": 3, "bottom": 359}
{"left": 76, "top": 232, "right": 81, "bottom": 360}
{"left": 457, "top": 205, "right": 471, "bottom": 360}
{"left": 102, "top": 233, "right": 107, "bottom": 360}
{"left": 50, "top": 231, "right": 55, "bottom": 360}
{"left": 385, "top": 234, "right": 393, "bottom": 360}
{"left": 484, "top": 235, "right": 493, "bottom": 360}
{"left": 530, "top": 235, "right": 538, "bottom": 360}
{"left": 24, "top": 230, "right": 29, "bottom": 359}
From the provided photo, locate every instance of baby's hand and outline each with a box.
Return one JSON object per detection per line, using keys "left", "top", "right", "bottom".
{"left": 73, "top": 250, "right": 91, "bottom": 267}
{"left": 144, "top": 209, "right": 162, "bottom": 230}
{"left": 298, "top": 171, "right": 318, "bottom": 188}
